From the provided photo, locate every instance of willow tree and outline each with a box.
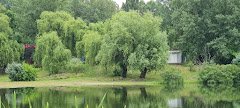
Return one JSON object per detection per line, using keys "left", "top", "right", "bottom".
{"left": 97, "top": 11, "right": 169, "bottom": 78}
{"left": 34, "top": 32, "right": 71, "bottom": 74}
{"left": 0, "top": 33, "right": 22, "bottom": 69}
{"left": 0, "top": 13, "right": 22, "bottom": 70}
{"left": 76, "top": 31, "right": 101, "bottom": 65}
{"left": 75, "top": 22, "right": 104, "bottom": 65}
{"left": 37, "top": 11, "right": 87, "bottom": 56}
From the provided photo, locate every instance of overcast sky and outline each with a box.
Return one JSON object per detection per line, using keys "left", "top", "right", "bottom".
{"left": 114, "top": 0, "right": 154, "bottom": 7}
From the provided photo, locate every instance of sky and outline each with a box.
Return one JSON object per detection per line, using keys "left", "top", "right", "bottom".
{"left": 114, "top": 0, "right": 154, "bottom": 7}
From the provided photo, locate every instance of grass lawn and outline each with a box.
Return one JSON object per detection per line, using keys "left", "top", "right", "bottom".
{"left": 0, "top": 65, "right": 200, "bottom": 88}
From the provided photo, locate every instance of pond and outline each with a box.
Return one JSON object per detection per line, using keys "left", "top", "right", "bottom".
{"left": 0, "top": 85, "right": 240, "bottom": 108}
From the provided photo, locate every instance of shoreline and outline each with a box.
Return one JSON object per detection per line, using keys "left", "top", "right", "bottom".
{"left": 0, "top": 80, "right": 160, "bottom": 89}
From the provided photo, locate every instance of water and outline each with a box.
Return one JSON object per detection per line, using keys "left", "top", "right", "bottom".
{"left": 0, "top": 85, "right": 240, "bottom": 108}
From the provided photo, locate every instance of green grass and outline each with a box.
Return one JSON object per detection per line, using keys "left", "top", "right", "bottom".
{"left": 0, "top": 65, "right": 200, "bottom": 88}
{"left": 0, "top": 74, "right": 10, "bottom": 82}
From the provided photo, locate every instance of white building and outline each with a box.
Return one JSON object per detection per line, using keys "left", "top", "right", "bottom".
{"left": 168, "top": 50, "right": 182, "bottom": 64}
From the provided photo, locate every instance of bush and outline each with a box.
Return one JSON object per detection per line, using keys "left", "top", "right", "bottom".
{"left": 22, "top": 63, "right": 37, "bottom": 81}
{"left": 5, "top": 63, "right": 37, "bottom": 81}
{"left": 224, "top": 65, "right": 240, "bottom": 85}
{"left": 65, "top": 58, "right": 86, "bottom": 73}
{"left": 113, "top": 66, "right": 121, "bottom": 76}
{"left": 161, "top": 69, "right": 183, "bottom": 85}
{"left": 199, "top": 65, "right": 234, "bottom": 86}
{"left": 5, "top": 63, "right": 25, "bottom": 81}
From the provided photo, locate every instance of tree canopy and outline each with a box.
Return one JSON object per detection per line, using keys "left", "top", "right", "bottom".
{"left": 70, "top": 0, "right": 118, "bottom": 23}
{"left": 8, "top": 0, "right": 70, "bottom": 43}
{"left": 0, "top": 11, "right": 22, "bottom": 70}
{"left": 97, "top": 11, "right": 169, "bottom": 78}
{"left": 37, "top": 11, "right": 87, "bottom": 56}
{"left": 34, "top": 32, "right": 71, "bottom": 74}
{"left": 168, "top": 0, "right": 240, "bottom": 64}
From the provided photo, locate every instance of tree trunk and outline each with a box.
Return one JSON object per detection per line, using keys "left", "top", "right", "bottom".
{"left": 121, "top": 64, "right": 127, "bottom": 78}
{"left": 140, "top": 67, "right": 147, "bottom": 79}
{"left": 121, "top": 87, "right": 128, "bottom": 103}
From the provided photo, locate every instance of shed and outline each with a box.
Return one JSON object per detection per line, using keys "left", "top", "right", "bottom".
{"left": 168, "top": 50, "right": 182, "bottom": 64}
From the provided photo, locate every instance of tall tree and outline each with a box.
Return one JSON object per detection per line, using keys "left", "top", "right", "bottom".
{"left": 0, "top": 10, "right": 22, "bottom": 70}
{"left": 169, "top": 0, "right": 240, "bottom": 64}
{"left": 97, "top": 11, "right": 169, "bottom": 78}
{"left": 9, "top": 0, "right": 70, "bottom": 43}
{"left": 76, "top": 22, "right": 104, "bottom": 65}
{"left": 37, "top": 11, "right": 87, "bottom": 56}
{"left": 122, "top": 0, "right": 146, "bottom": 13}
{"left": 70, "top": 0, "right": 118, "bottom": 23}
{"left": 34, "top": 32, "right": 71, "bottom": 74}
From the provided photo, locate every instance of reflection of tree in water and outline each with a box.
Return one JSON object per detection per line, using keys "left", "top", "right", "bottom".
{"left": 162, "top": 84, "right": 184, "bottom": 93}
{"left": 140, "top": 87, "right": 147, "bottom": 99}
{"left": 111, "top": 87, "right": 128, "bottom": 107}
{"left": 111, "top": 86, "right": 169, "bottom": 108}
{"left": 3, "top": 87, "right": 37, "bottom": 108}
{"left": 121, "top": 87, "right": 128, "bottom": 103}
{"left": 106, "top": 86, "right": 240, "bottom": 108}
{"left": 181, "top": 85, "right": 240, "bottom": 108}
{"left": 128, "top": 87, "right": 168, "bottom": 108}
{"left": 182, "top": 96, "right": 234, "bottom": 108}
{"left": 39, "top": 88, "right": 87, "bottom": 108}
{"left": 7, "top": 86, "right": 240, "bottom": 108}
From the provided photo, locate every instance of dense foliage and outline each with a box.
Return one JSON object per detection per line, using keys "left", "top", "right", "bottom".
{"left": 34, "top": 32, "right": 71, "bottom": 74}
{"left": 97, "top": 11, "right": 169, "bottom": 78}
{"left": 5, "top": 63, "right": 37, "bottom": 81}
{"left": 232, "top": 53, "right": 240, "bottom": 65}
{"left": 22, "top": 63, "right": 37, "bottom": 81}
{"left": 0, "top": 9, "right": 22, "bottom": 70}
{"left": 122, "top": 0, "right": 240, "bottom": 64}
{"left": 8, "top": 0, "right": 70, "bottom": 43}
{"left": 37, "top": 11, "right": 86, "bottom": 56}
{"left": 122, "top": 0, "right": 145, "bottom": 12}
{"left": 225, "top": 65, "right": 240, "bottom": 85}
{"left": 76, "top": 31, "right": 101, "bottom": 65}
{"left": 70, "top": 0, "right": 118, "bottom": 23}
{"left": 199, "top": 65, "right": 240, "bottom": 86}
{"left": 161, "top": 68, "right": 183, "bottom": 85}
{"left": 168, "top": 0, "right": 240, "bottom": 64}
{"left": 66, "top": 58, "right": 86, "bottom": 74}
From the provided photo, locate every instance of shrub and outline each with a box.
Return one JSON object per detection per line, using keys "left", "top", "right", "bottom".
{"left": 22, "top": 63, "right": 37, "bottom": 81}
{"left": 5, "top": 63, "right": 25, "bottom": 81}
{"left": 224, "top": 65, "right": 240, "bottom": 85}
{"left": 65, "top": 58, "right": 86, "bottom": 73}
{"left": 113, "top": 66, "right": 121, "bottom": 76}
{"left": 161, "top": 69, "right": 183, "bottom": 85}
{"left": 5, "top": 63, "right": 37, "bottom": 81}
{"left": 199, "top": 65, "right": 233, "bottom": 86}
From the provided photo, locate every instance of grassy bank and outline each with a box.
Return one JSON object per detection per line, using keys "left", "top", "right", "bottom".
{"left": 0, "top": 65, "right": 200, "bottom": 88}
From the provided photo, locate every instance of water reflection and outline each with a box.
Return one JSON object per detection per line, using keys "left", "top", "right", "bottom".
{"left": 0, "top": 85, "right": 240, "bottom": 108}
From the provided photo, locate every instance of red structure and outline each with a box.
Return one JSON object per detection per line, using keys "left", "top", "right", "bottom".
{"left": 23, "top": 44, "right": 36, "bottom": 64}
